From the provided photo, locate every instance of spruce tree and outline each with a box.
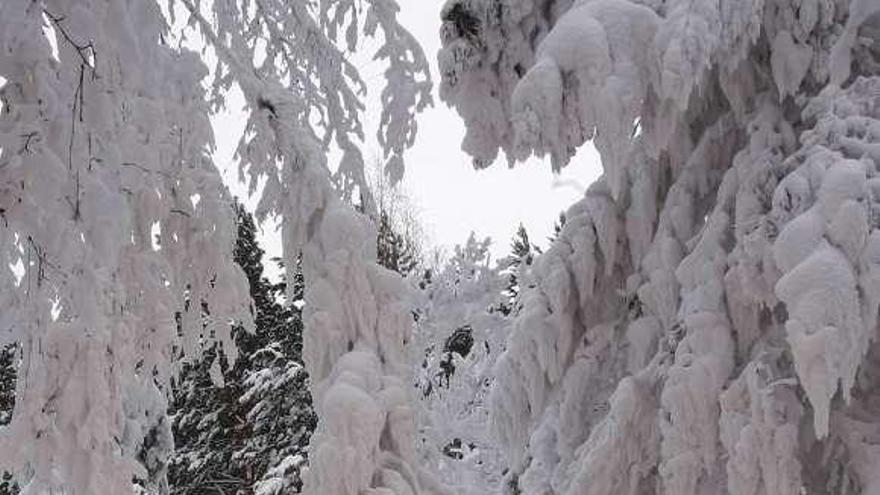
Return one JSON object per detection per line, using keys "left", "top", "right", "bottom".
{"left": 168, "top": 205, "right": 315, "bottom": 494}
{"left": 169, "top": 195, "right": 422, "bottom": 494}
{"left": 0, "top": 346, "right": 14, "bottom": 430}
{"left": 376, "top": 210, "right": 419, "bottom": 278}
{"left": 498, "top": 225, "right": 538, "bottom": 316}
{"left": 235, "top": 253, "right": 315, "bottom": 495}
{"left": 366, "top": 161, "right": 424, "bottom": 279}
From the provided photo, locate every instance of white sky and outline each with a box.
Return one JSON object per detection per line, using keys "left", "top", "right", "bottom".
{"left": 213, "top": 2, "right": 603, "bottom": 264}
{"left": 394, "top": 2, "right": 602, "bottom": 258}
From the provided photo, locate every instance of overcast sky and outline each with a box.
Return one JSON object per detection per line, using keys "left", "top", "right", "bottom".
{"left": 214, "top": 2, "right": 603, "bottom": 265}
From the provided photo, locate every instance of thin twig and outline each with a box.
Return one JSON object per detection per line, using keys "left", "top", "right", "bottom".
{"left": 19, "top": 132, "right": 38, "bottom": 154}
{"left": 43, "top": 10, "right": 98, "bottom": 74}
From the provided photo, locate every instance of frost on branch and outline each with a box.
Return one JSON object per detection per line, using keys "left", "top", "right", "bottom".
{"left": 441, "top": 0, "right": 880, "bottom": 493}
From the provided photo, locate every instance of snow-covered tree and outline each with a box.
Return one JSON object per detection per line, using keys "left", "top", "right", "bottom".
{"left": 376, "top": 210, "right": 421, "bottom": 278}
{"left": 498, "top": 224, "right": 538, "bottom": 316}
{"left": 366, "top": 165, "right": 424, "bottom": 278}
{"left": 168, "top": 342, "right": 236, "bottom": 493}
{"left": 0, "top": 2, "right": 252, "bottom": 492}
{"left": 173, "top": 2, "right": 439, "bottom": 492}
{"left": 168, "top": 204, "right": 315, "bottom": 495}
{"left": 413, "top": 234, "right": 509, "bottom": 495}
{"left": 0, "top": 346, "right": 14, "bottom": 430}
{"left": 439, "top": 0, "right": 880, "bottom": 493}
{"left": 232, "top": 212, "right": 315, "bottom": 495}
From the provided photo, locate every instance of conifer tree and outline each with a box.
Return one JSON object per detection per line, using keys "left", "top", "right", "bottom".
{"left": 169, "top": 193, "right": 424, "bottom": 494}
{"left": 376, "top": 210, "right": 420, "bottom": 278}
{"left": 368, "top": 163, "right": 423, "bottom": 278}
{"left": 168, "top": 204, "right": 315, "bottom": 494}
{"left": 498, "top": 225, "right": 538, "bottom": 316}
{"left": 0, "top": 346, "right": 13, "bottom": 430}
{"left": 236, "top": 253, "right": 315, "bottom": 495}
